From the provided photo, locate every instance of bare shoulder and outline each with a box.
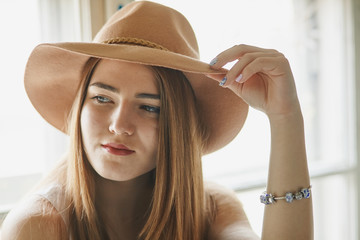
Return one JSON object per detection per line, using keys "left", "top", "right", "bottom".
{"left": 1, "top": 195, "right": 67, "bottom": 240}
{"left": 205, "top": 181, "right": 260, "bottom": 240}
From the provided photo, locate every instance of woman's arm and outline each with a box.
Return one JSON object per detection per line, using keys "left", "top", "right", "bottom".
{"left": 263, "top": 110, "right": 312, "bottom": 239}
{"left": 1, "top": 196, "right": 67, "bottom": 240}
{"left": 207, "top": 44, "right": 313, "bottom": 239}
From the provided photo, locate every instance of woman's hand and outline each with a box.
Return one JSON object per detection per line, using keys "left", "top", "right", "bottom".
{"left": 207, "top": 44, "right": 301, "bottom": 120}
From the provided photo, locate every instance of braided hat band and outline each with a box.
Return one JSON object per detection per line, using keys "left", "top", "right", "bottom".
{"left": 103, "top": 37, "right": 169, "bottom": 51}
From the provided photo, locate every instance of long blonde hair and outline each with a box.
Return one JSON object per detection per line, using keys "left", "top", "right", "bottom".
{"left": 55, "top": 57, "right": 213, "bottom": 239}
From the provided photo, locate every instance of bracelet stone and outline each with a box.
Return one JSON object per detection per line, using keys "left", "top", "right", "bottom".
{"left": 260, "top": 186, "right": 312, "bottom": 205}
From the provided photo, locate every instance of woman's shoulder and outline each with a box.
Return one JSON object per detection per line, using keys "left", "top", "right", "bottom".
{"left": 1, "top": 187, "right": 67, "bottom": 240}
{"left": 204, "top": 181, "right": 259, "bottom": 240}
{"left": 205, "top": 181, "right": 240, "bottom": 199}
{"left": 204, "top": 181, "right": 244, "bottom": 213}
{"left": 204, "top": 181, "right": 246, "bottom": 220}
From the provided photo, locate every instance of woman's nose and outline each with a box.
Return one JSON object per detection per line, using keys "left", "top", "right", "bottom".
{"left": 108, "top": 103, "right": 135, "bottom": 136}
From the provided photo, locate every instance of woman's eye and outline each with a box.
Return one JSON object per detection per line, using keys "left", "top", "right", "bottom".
{"left": 141, "top": 105, "right": 160, "bottom": 114}
{"left": 91, "top": 96, "right": 112, "bottom": 103}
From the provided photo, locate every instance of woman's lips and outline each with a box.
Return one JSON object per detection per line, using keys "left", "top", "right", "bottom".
{"left": 101, "top": 143, "right": 135, "bottom": 156}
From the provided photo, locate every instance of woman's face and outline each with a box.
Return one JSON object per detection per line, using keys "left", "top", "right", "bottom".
{"left": 80, "top": 59, "right": 160, "bottom": 181}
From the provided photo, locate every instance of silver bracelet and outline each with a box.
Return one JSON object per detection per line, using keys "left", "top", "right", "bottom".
{"left": 260, "top": 185, "right": 312, "bottom": 205}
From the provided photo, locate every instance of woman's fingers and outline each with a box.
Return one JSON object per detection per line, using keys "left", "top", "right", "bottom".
{"left": 210, "top": 44, "right": 277, "bottom": 69}
{"left": 221, "top": 52, "right": 284, "bottom": 87}
{"left": 209, "top": 45, "right": 286, "bottom": 88}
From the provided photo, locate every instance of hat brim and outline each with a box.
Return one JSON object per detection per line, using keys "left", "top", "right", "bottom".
{"left": 24, "top": 43, "right": 248, "bottom": 154}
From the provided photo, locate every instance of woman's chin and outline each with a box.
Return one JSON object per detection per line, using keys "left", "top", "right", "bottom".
{"left": 93, "top": 164, "right": 156, "bottom": 182}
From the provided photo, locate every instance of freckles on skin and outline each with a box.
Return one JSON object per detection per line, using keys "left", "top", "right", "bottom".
{"left": 142, "top": 126, "right": 159, "bottom": 159}
{"left": 80, "top": 106, "right": 104, "bottom": 165}
{"left": 80, "top": 101, "right": 107, "bottom": 146}
{"left": 81, "top": 105, "right": 105, "bottom": 129}
{"left": 78, "top": 60, "right": 161, "bottom": 181}
{"left": 133, "top": 115, "right": 159, "bottom": 165}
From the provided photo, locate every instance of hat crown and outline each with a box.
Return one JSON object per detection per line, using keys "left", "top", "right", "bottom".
{"left": 93, "top": 1, "right": 199, "bottom": 59}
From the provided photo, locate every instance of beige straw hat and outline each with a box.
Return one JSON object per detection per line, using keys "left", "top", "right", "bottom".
{"left": 24, "top": 0, "right": 248, "bottom": 154}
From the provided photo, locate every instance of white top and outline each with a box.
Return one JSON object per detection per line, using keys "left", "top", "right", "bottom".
{"left": 35, "top": 184, "right": 70, "bottom": 236}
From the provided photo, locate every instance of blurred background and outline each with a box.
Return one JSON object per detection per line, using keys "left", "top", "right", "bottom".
{"left": 0, "top": 0, "right": 359, "bottom": 239}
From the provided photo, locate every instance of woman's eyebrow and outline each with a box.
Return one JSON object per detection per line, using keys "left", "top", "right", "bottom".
{"left": 89, "top": 82, "right": 118, "bottom": 93}
{"left": 90, "top": 82, "right": 159, "bottom": 99}
{"left": 136, "top": 93, "right": 160, "bottom": 99}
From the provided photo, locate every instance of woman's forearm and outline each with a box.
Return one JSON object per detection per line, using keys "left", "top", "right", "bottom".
{"left": 262, "top": 110, "right": 313, "bottom": 240}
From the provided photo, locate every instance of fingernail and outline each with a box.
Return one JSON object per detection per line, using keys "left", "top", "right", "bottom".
{"left": 219, "top": 77, "right": 227, "bottom": 86}
{"left": 235, "top": 74, "right": 243, "bottom": 83}
{"left": 210, "top": 58, "right": 218, "bottom": 66}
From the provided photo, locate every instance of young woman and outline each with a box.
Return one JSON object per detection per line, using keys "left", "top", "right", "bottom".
{"left": 1, "top": 1, "right": 313, "bottom": 239}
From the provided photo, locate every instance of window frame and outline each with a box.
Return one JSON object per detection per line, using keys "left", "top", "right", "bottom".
{"left": 352, "top": 0, "right": 360, "bottom": 238}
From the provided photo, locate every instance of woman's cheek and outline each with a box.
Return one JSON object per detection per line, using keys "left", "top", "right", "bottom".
{"left": 82, "top": 104, "right": 107, "bottom": 129}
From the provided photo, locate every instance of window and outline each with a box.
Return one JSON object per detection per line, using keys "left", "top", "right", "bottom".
{"left": 0, "top": 0, "right": 44, "bottom": 217}
{"left": 0, "top": 0, "right": 76, "bottom": 222}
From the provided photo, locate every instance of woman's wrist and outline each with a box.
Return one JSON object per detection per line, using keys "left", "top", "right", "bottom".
{"left": 267, "top": 105, "right": 304, "bottom": 128}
